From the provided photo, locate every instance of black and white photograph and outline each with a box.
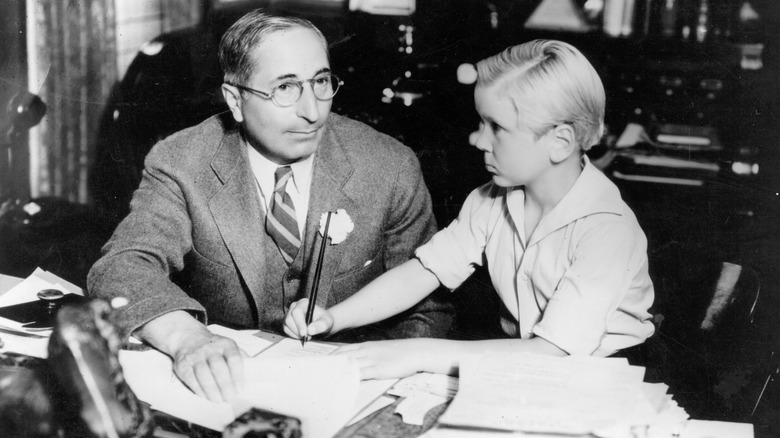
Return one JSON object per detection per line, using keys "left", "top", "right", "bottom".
{"left": 1, "top": 1, "right": 778, "bottom": 437}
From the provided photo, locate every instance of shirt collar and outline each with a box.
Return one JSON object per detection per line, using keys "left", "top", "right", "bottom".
{"left": 508, "top": 155, "right": 626, "bottom": 245}
{"left": 244, "top": 138, "right": 315, "bottom": 198}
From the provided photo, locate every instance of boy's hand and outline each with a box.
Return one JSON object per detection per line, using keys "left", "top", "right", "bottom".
{"left": 283, "top": 298, "right": 334, "bottom": 339}
{"left": 335, "top": 339, "right": 424, "bottom": 380}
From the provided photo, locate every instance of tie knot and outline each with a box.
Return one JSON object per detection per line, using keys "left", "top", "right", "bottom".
{"left": 274, "top": 166, "right": 293, "bottom": 191}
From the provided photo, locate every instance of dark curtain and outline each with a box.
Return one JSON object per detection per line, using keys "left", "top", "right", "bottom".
{"left": 29, "top": 0, "right": 116, "bottom": 203}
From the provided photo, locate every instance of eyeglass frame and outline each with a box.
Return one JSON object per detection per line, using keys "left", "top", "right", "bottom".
{"left": 225, "top": 73, "right": 344, "bottom": 108}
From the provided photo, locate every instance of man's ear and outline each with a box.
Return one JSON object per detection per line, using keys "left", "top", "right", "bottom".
{"left": 549, "top": 123, "right": 577, "bottom": 164}
{"left": 222, "top": 83, "right": 244, "bottom": 123}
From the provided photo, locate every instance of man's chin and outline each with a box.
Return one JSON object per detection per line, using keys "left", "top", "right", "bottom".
{"left": 276, "top": 144, "right": 319, "bottom": 164}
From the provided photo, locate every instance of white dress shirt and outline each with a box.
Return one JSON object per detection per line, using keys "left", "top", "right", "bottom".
{"left": 246, "top": 143, "right": 314, "bottom": 237}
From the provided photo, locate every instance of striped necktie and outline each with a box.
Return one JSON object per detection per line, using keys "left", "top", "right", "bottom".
{"left": 266, "top": 166, "right": 301, "bottom": 265}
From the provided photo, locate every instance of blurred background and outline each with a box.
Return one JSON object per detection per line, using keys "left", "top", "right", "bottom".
{"left": 0, "top": 1, "right": 778, "bottom": 435}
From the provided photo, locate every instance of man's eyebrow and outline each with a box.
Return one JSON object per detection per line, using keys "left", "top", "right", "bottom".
{"left": 273, "top": 68, "right": 332, "bottom": 81}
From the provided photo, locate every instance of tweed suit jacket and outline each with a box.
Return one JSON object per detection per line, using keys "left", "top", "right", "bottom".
{"left": 87, "top": 112, "right": 449, "bottom": 338}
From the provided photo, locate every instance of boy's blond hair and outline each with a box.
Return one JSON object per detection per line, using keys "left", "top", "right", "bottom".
{"left": 476, "top": 39, "right": 605, "bottom": 151}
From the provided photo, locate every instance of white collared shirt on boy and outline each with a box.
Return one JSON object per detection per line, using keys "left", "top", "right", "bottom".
{"left": 415, "top": 156, "right": 655, "bottom": 356}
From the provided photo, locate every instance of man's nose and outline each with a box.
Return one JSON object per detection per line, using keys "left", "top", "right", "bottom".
{"left": 295, "top": 84, "right": 320, "bottom": 123}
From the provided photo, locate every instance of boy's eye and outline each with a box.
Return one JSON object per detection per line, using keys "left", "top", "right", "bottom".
{"left": 490, "top": 121, "right": 502, "bottom": 132}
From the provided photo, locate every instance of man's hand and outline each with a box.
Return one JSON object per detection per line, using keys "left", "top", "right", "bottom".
{"left": 134, "top": 311, "right": 245, "bottom": 402}
{"left": 283, "top": 298, "right": 334, "bottom": 340}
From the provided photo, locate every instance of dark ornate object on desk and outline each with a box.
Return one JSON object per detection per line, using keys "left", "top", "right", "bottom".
{"left": 0, "top": 299, "right": 154, "bottom": 437}
{"left": 222, "top": 407, "right": 302, "bottom": 438}
{"left": 47, "top": 299, "right": 155, "bottom": 437}
{"left": 0, "top": 352, "right": 60, "bottom": 437}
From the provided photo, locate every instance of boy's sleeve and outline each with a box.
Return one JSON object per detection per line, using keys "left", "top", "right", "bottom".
{"left": 532, "top": 217, "right": 654, "bottom": 355}
{"left": 415, "top": 185, "right": 493, "bottom": 290}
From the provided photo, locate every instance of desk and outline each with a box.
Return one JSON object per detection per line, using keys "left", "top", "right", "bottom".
{"left": 0, "top": 274, "right": 755, "bottom": 438}
{"left": 0, "top": 273, "right": 441, "bottom": 437}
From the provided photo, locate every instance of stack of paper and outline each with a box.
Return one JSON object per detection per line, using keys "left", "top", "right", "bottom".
{"left": 434, "top": 352, "right": 688, "bottom": 437}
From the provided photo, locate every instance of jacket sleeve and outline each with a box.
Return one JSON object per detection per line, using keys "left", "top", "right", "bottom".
{"left": 87, "top": 142, "right": 206, "bottom": 338}
{"left": 332, "top": 145, "right": 455, "bottom": 342}
{"left": 382, "top": 147, "right": 439, "bottom": 269}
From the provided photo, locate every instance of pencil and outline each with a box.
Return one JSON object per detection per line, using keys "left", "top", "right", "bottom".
{"left": 303, "top": 211, "right": 331, "bottom": 347}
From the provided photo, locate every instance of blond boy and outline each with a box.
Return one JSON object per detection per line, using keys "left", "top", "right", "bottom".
{"left": 285, "top": 40, "right": 655, "bottom": 379}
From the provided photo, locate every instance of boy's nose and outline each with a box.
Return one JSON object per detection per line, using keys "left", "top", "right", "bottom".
{"left": 295, "top": 85, "right": 320, "bottom": 123}
{"left": 468, "top": 130, "right": 479, "bottom": 146}
{"left": 472, "top": 129, "right": 491, "bottom": 152}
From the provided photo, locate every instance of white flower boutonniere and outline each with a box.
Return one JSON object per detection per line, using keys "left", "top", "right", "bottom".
{"left": 319, "top": 208, "right": 354, "bottom": 244}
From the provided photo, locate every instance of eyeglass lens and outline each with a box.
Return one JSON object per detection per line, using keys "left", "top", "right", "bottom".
{"left": 273, "top": 74, "right": 341, "bottom": 106}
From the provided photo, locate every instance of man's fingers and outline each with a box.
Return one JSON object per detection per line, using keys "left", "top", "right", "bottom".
{"left": 208, "top": 355, "right": 236, "bottom": 400}
{"left": 193, "top": 360, "right": 223, "bottom": 402}
{"left": 226, "top": 351, "right": 245, "bottom": 388}
{"left": 177, "top": 364, "right": 206, "bottom": 399}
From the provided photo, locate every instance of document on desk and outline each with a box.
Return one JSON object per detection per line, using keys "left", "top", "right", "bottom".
{"left": 120, "top": 347, "right": 360, "bottom": 438}
{"left": 438, "top": 352, "right": 651, "bottom": 435}
{"left": 260, "top": 338, "right": 399, "bottom": 425}
{"left": 120, "top": 336, "right": 397, "bottom": 438}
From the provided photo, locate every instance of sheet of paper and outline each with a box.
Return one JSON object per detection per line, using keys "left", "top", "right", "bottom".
{"left": 0, "top": 332, "right": 49, "bottom": 358}
{"left": 234, "top": 355, "right": 361, "bottom": 438}
{"left": 680, "top": 419, "right": 753, "bottom": 438}
{"left": 395, "top": 391, "right": 449, "bottom": 426}
{"left": 0, "top": 268, "right": 85, "bottom": 357}
{"left": 389, "top": 371, "right": 459, "bottom": 399}
{"left": 207, "top": 324, "right": 274, "bottom": 357}
{"left": 121, "top": 337, "right": 397, "bottom": 437}
{"left": 646, "top": 395, "right": 690, "bottom": 438}
{"left": 260, "top": 337, "right": 399, "bottom": 424}
{"left": 439, "top": 352, "right": 647, "bottom": 435}
{"left": 260, "top": 336, "right": 339, "bottom": 357}
{"left": 119, "top": 349, "right": 234, "bottom": 431}
{"left": 0, "top": 268, "right": 82, "bottom": 309}
{"left": 120, "top": 347, "right": 365, "bottom": 438}
{"left": 419, "top": 427, "right": 550, "bottom": 437}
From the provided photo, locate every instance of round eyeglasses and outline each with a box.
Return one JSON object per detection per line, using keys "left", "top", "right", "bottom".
{"left": 227, "top": 73, "right": 343, "bottom": 107}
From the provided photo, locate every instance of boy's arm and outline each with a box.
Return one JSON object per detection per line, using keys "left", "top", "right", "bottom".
{"left": 286, "top": 258, "right": 441, "bottom": 338}
{"left": 331, "top": 258, "right": 441, "bottom": 333}
{"left": 336, "top": 335, "right": 567, "bottom": 380}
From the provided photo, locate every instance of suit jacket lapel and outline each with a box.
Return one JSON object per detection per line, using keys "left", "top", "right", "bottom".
{"left": 300, "top": 127, "right": 357, "bottom": 306}
{"left": 209, "top": 130, "right": 266, "bottom": 307}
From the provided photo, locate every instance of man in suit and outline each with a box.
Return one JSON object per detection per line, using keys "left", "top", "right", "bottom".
{"left": 87, "top": 10, "right": 451, "bottom": 402}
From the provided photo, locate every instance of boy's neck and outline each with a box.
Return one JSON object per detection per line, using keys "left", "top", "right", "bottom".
{"left": 524, "top": 155, "right": 584, "bottom": 216}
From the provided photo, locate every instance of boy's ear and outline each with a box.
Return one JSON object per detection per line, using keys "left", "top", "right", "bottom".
{"left": 548, "top": 123, "right": 577, "bottom": 164}
{"left": 221, "top": 83, "right": 245, "bottom": 123}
